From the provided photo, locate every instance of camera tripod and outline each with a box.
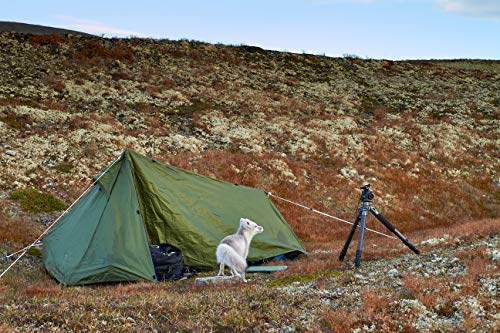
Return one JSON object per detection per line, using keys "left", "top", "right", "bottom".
{"left": 338, "top": 184, "right": 420, "bottom": 267}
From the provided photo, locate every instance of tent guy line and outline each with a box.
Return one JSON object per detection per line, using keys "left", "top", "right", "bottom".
{"left": 266, "top": 192, "right": 398, "bottom": 240}
{"left": 3, "top": 186, "right": 396, "bottom": 262}
{"left": 3, "top": 190, "right": 396, "bottom": 261}
{"left": 0, "top": 153, "right": 123, "bottom": 280}
{"left": 42, "top": 149, "right": 305, "bottom": 284}
{"left": 1, "top": 150, "right": 395, "bottom": 282}
{"left": 5, "top": 241, "right": 42, "bottom": 258}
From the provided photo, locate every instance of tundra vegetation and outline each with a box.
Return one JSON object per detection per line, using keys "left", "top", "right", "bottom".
{"left": 0, "top": 32, "right": 498, "bottom": 332}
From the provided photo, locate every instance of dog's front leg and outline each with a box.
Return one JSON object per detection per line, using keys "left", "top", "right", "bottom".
{"left": 217, "top": 263, "right": 225, "bottom": 276}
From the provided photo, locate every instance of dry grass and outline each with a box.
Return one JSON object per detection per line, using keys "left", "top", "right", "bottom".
{"left": 1, "top": 181, "right": 498, "bottom": 332}
{"left": 0, "top": 277, "right": 318, "bottom": 332}
{"left": 320, "top": 309, "right": 356, "bottom": 333}
{"left": 0, "top": 324, "right": 16, "bottom": 333}
{"left": 414, "top": 218, "right": 500, "bottom": 246}
{"left": 31, "top": 33, "right": 65, "bottom": 46}
{"left": 0, "top": 33, "right": 499, "bottom": 332}
{"left": 162, "top": 148, "right": 498, "bottom": 249}
{"left": 403, "top": 275, "right": 442, "bottom": 308}
{"left": 75, "top": 40, "right": 135, "bottom": 63}
{"left": 0, "top": 214, "right": 44, "bottom": 246}
{"left": 321, "top": 288, "right": 417, "bottom": 332}
{"left": 400, "top": 241, "right": 499, "bottom": 331}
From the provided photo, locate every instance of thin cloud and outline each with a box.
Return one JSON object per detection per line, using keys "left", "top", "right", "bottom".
{"left": 307, "top": 0, "right": 500, "bottom": 20}
{"left": 306, "top": 0, "right": 375, "bottom": 4}
{"left": 57, "top": 16, "right": 142, "bottom": 36}
{"left": 435, "top": 0, "right": 500, "bottom": 20}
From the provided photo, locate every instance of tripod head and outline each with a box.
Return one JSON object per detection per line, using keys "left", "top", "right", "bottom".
{"left": 359, "top": 183, "right": 374, "bottom": 202}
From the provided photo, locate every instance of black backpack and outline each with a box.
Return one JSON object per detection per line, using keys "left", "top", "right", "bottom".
{"left": 149, "top": 244, "right": 184, "bottom": 281}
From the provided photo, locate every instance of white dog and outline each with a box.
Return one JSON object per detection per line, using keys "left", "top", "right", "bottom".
{"left": 216, "top": 218, "right": 264, "bottom": 282}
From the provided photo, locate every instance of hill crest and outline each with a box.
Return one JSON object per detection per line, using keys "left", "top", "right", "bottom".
{"left": 0, "top": 21, "right": 92, "bottom": 36}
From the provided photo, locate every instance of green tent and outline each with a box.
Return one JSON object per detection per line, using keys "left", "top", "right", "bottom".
{"left": 43, "top": 149, "right": 306, "bottom": 285}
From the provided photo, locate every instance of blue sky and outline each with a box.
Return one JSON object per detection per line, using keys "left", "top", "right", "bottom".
{"left": 2, "top": 0, "right": 499, "bottom": 59}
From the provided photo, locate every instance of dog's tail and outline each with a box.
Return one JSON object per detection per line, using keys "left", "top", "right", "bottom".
{"left": 216, "top": 244, "right": 248, "bottom": 273}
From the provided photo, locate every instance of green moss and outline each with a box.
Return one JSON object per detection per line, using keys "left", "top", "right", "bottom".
{"left": 10, "top": 188, "right": 67, "bottom": 213}
{"left": 27, "top": 247, "right": 42, "bottom": 257}
{"left": 267, "top": 270, "right": 344, "bottom": 287}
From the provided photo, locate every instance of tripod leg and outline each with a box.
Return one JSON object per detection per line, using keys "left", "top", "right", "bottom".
{"left": 338, "top": 208, "right": 361, "bottom": 262}
{"left": 369, "top": 207, "right": 420, "bottom": 254}
{"left": 355, "top": 205, "right": 369, "bottom": 267}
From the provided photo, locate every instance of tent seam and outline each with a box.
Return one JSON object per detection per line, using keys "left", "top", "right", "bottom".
{"left": 70, "top": 159, "right": 125, "bottom": 282}
{"left": 126, "top": 152, "right": 158, "bottom": 282}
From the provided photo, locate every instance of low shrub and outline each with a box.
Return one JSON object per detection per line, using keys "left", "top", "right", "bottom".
{"left": 0, "top": 113, "right": 32, "bottom": 129}
{"left": 76, "top": 40, "right": 134, "bottom": 62}
{"left": 10, "top": 189, "right": 67, "bottom": 213}
{"left": 31, "top": 33, "right": 64, "bottom": 46}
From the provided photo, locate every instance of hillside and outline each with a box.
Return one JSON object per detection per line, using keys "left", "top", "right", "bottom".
{"left": 0, "top": 32, "right": 499, "bottom": 331}
{"left": 0, "top": 21, "right": 92, "bottom": 36}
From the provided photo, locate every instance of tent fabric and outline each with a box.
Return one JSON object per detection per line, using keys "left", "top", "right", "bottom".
{"left": 43, "top": 149, "right": 306, "bottom": 285}
{"left": 43, "top": 157, "right": 156, "bottom": 285}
